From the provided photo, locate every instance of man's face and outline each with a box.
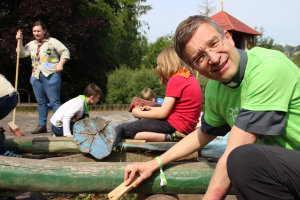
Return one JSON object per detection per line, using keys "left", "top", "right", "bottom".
{"left": 183, "top": 23, "right": 240, "bottom": 83}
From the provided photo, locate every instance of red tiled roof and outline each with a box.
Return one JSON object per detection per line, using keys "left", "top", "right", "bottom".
{"left": 211, "top": 11, "right": 261, "bottom": 35}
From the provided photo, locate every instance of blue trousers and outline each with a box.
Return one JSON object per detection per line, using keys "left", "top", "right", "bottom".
{"left": 0, "top": 93, "right": 17, "bottom": 150}
{"left": 51, "top": 123, "right": 75, "bottom": 136}
{"left": 30, "top": 73, "right": 61, "bottom": 126}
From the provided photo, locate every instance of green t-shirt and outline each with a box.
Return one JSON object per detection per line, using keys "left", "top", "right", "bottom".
{"left": 204, "top": 47, "right": 300, "bottom": 151}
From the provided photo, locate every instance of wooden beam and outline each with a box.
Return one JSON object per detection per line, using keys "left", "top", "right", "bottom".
{"left": 31, "top": 137, "right": 80, "bottom": 154}
{"left": 6, "top": 134, "right": 228, "bottom": 160}
{"left": 0, "top": 157, "right": 229, "bottom": 194}
{"left": 45, "top": 151, "right": 199, "bottom": 163}
{"left": 5, "top": 138, "right": 32, "bottom": 153}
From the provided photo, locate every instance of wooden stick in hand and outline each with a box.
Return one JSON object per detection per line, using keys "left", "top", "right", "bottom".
{"left": 108, "top": 174, "right": 139, "bottom": 200}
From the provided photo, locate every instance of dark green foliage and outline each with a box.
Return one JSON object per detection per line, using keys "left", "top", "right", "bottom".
{"left": 128, "top": 67, "right": 166, "bottom": 99}
{"left": 106, "top": 65, "right": 165, "bottom": 104}
{"left": 272, "top": 44, "right": 284, "bottom": 53}
{"left": 143, "top": 33, "right": 174, "bottom": 68}
{"left": 293, "top": 54, "right": 300, "bottom": 68}
{"left": 106, "top": 66, "right": 133, "bottom": 104}
{"left": 197, "top": 76, "right": 208, "bottom": 112}
{"left": 0, "top": 0, "right": 151, "bottom": 104}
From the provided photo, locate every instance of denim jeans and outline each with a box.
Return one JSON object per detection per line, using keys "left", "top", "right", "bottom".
{"left": 30, "top": 73, "right": 61, "bottom": 126}
{"left": 0, "top": 93, "right": 17, "bottom": 150}
{"left": 51, "top": 123, "right": 75, "bottom": 136}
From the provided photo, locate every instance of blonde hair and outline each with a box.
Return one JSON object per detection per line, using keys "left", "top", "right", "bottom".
{"left": 156, "top": 46, "right": 190, "bottom": 85}
{"left": 141, "top": 88, "right": 156, "bottom": 101}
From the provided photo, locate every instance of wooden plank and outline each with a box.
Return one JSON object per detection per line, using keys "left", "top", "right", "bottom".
{"left": 73, "top": 115, "right": 137, "bottom": 160}
{"left": 0, "top": 157, "right": 230, "bottom": 194}
{"left": 108, "top": 174, "right": 139, "bottom": 200}
{"left": 122, "top": 139, "right": 146, "bottom": 143}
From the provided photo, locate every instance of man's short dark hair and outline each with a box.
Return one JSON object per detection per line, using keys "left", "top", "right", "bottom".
{"left": 83, "top": 83, "right": 102, "bottom": 97}
{"left": 174, "top": 15, "right": 223, "bottom": 65}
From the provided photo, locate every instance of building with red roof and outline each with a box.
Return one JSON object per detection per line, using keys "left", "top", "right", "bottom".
{"left": 211, "top": 10, "right": 261, "bottom": 50}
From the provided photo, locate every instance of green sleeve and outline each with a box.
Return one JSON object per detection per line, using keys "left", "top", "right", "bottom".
{"left": 242, "top": 56, "right": 296, "bottom": 112}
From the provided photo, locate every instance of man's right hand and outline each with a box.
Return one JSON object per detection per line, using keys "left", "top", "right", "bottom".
{"left": 124, "top": 159, "right": 159, "bottom": 187}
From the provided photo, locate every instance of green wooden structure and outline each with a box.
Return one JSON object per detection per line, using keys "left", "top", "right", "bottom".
{"left": 0, "top": 157, "right": 230, "bottom": 194}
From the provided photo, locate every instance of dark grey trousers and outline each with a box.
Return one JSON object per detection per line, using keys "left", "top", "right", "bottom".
{"left": 228, "top": 144, "right": 300, "bottom": 200}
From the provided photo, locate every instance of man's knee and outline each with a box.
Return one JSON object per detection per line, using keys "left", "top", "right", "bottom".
{"left": 227, "top": 144, "right": 259, "bottom": 184}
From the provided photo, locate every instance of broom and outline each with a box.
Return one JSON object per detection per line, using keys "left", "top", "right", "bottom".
{"left": 8, "top": 30, "right": 24, "bottom": 136}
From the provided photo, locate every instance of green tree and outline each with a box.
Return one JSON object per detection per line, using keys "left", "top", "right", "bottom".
{"left": 254, "top": 27, "right": 275, "bottom": 49}
{"left": 143, "top": 33, "right": 174, "bottom": 68}
{"left": 106, "top": 65, "right": 134, "bottom": 104}
{"left": 293, "top": 54, "right": 300, "bottom": 68}
{"left": 106, "top": 65, "right": 165, "bottom": 104}
{"left": 272, "top": 44, "right": 285, "bottom": 53}
{"left": 198, "top": 0, "right": 216, "bottom": 17}
{"left": 81, "top": 0, "right": 152, "bottom": 69}
{"left": 0, "top": 0, "right": 151, "bottom": 103}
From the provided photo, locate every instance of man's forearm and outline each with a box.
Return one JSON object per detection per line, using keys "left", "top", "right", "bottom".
{"left": 203, "top": 153, "right": 232, "bottom": 200}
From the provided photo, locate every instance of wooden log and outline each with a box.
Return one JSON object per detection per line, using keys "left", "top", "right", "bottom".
{"left": 5, "top": 138, "right": 32, "bottom": 153}
{"left": 137, "top": 194, "right": 179, "bottom": 200}
{"left": 117, "top": 135, "right": 228, "bottom": 160}
{"left": 5, "top": 134, "right": 227, "bottom": 160}
{"left": 89, "top": 105, "right": 95, "bottom": 111}
{"left": 31, "top": 137, "right": 80, "bottom": 154}
{"left": 117, "top": 104, "right": 122, "bottom": 111}
{"left": 45, "top": 151, "right": 199, "bottom": 163}
{"left": 73, "top": 115, "right": 137, "bottom": 160}
{"left": 0, "top": 157, "right": 227, "bottom": 194}
{"left": 201, "top": 134, "right": 227, "bottom": 159}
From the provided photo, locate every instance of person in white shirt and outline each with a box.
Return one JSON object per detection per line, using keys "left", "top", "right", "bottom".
{"left": 50, "top": 83, "right": 102, "bottom": 137}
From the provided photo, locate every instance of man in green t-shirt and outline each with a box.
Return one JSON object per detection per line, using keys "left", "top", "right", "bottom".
{"left": 123, "top": 16, "right": 300, "bottom": 200}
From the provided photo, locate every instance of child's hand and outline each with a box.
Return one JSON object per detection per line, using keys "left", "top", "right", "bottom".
{"left": 141, "top": 106, "right": 151, "bottom": 111}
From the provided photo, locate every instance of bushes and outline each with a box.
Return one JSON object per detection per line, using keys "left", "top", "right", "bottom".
{"left": 197, "top": 75, "right": 209, "bottom": 112}
{"left": 106, "top": 65, "right": 166, "bottom": 104}
{"left": 293, "top": 54, "right": 300, "bottom": 68}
